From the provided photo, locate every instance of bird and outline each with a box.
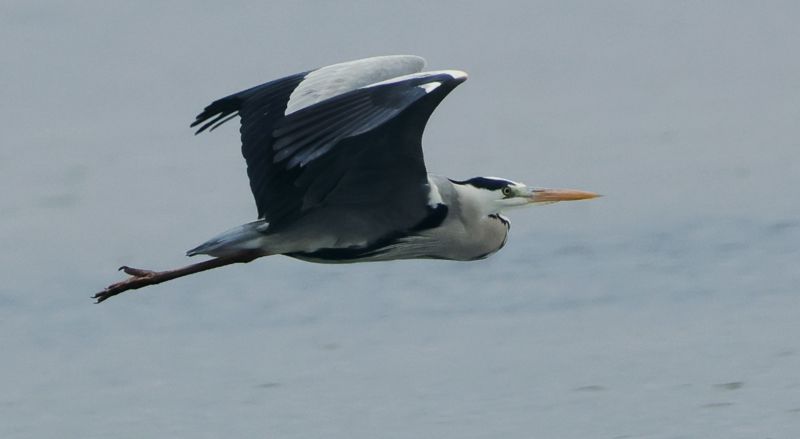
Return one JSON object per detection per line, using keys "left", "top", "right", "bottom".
{"left": 93, "top": 55, "right": 598, "bottom": 303}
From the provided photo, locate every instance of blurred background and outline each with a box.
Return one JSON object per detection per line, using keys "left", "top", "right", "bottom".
{"left": 2, "top": 1, "right": 799, "bottom": 438}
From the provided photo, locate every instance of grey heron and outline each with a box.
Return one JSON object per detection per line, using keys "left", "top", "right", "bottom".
{"left": 94, "top": 55, "right": 598, "bottom": 303}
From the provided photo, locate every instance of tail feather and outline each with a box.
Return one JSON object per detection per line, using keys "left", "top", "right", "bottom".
{"left": 186, "top": 220, "right": 270, "bottom": 257}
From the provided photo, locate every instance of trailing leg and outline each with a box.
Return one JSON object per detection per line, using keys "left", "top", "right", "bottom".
{"left": 93, "top": 251, "right": 263, "bottom": 303}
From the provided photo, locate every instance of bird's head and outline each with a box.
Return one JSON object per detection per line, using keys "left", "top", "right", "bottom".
{"left": 452, "top": 177, "right": 600, "bottom": 216}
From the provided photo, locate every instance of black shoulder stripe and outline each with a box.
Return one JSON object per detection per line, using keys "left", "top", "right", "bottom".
{"left": 410, "top": 204, "right": 448, "bottom": 232}
{"left": 287, "top": 204, "right": 449, "bottom": 262}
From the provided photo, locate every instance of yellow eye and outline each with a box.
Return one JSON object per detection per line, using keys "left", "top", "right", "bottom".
{"left": 502, "top": 187, "right": 513, "bottom": 197}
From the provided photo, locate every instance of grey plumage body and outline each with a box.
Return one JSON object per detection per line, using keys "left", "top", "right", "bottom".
{"left": 93, "top": 55, "right": 597, "bottom": 303}
{"left": 188, "top": 174, "right": 510, "bottom": 262}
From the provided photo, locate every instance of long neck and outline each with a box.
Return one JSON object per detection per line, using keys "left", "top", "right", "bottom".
{"left": 435, "top": 178, "right": 510, "bottom": 260}
{"left": 448, "top": 180, "right": 500, "bottom": 219}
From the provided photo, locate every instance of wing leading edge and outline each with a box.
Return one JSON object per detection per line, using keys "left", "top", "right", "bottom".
{"left": 191, "top": 56, "right": 467, "bottom": 238}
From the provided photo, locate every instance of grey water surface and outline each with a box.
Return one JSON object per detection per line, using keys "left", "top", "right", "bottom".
{"left": 2, "top": 1, "right": 799, "bottom": 438}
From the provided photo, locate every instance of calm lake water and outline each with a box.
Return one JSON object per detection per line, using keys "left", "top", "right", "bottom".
{"left": 2, "top": 1, "right": 799, "bottom": 438}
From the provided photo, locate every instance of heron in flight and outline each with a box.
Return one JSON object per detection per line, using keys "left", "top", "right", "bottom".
{"left": 94, "top": 55, "right": 598, "bottom": 303}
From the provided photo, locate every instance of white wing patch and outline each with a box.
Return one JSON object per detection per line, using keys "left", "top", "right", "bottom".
{"left": 366, "top": 70, "right": 468, "bottom": 88}
{"left": 284, "top": 55, "right": 426, "bottom": 116}
{"left": 426, "top": 176, "right": 444, "bottom": 207}
{"left": 418, "top": 82, "right": 441, "bottom": 94}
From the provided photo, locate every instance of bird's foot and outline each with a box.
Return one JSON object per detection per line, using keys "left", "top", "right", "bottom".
{"left": 92, "top": 265, "right": 160, "bottom": 304}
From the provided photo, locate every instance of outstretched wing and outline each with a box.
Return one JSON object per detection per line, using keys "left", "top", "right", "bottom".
{"left": 191, "top": 55, "right": 467, "bottom": 239}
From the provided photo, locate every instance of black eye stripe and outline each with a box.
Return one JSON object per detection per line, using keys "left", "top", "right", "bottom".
{"left": 450, "top": 177, "right": 513, "bottom": 191}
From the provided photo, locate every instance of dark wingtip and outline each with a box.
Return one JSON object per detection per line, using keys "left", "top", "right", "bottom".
{"left": 191, "top": 96, "right": 243, "bottom": 135}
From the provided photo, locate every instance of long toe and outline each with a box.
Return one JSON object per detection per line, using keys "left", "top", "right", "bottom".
{"left": 93, "top": 272, "right": 155, "bottom": 303}
{"left": 93, "top": 287, "right": 118, "bottom": 304}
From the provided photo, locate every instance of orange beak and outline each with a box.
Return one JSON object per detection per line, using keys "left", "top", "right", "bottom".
{"left": 528, "top": 188, "right": 601, "bottom": 204}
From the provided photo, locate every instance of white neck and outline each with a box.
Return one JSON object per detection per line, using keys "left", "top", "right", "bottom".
{"left": 451, "top": 183, "right": 502, "bottom": 217}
